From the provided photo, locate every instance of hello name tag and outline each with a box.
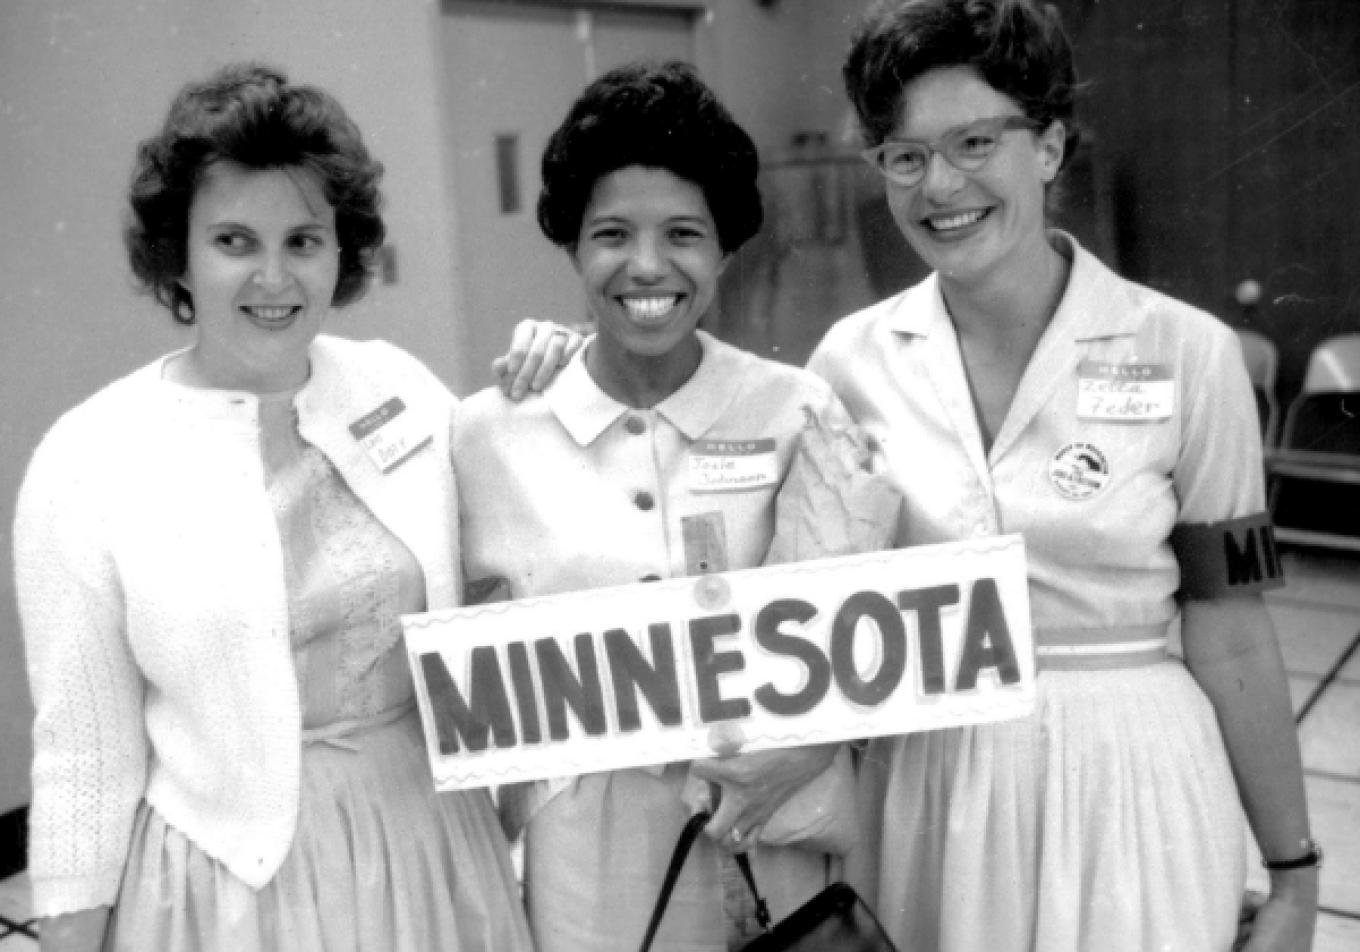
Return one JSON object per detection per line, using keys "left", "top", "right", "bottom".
{"left": 1077, "top": 361, "right": 1174, "bottom": 422}
{"left": 688, "top": 439, "right": 779, "bottom": 493}
{"left": 349, "top": 397, "right": 431, "bottom": 473}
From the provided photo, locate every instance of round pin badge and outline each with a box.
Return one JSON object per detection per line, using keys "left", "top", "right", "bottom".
{"left": 693, "top": 573, "right": 731, "bottom": 610}
{"left": 1049, "top": 441, "right": 1110, "bottom": 499}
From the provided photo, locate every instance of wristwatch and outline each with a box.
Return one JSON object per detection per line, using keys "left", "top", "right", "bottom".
{"left": 1262, "top": 838, "right": 1323, "bottom": 871}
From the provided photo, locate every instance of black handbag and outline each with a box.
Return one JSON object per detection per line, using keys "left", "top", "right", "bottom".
{"left": 638, "top": 811, "right": 898, "bottom": 952}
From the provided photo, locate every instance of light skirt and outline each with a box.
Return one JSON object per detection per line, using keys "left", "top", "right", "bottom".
{"left": 107, "top": 711, "right": 532, "bottom": 952}
{"left": 849, "top": 660, "right": 1247, "bottom": 952}
{"left": 523, "top": 765, "right": 830, "bottom": 952}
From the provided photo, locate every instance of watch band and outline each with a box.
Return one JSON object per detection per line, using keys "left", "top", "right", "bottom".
{"left": 1262, "top": 839, "right": 1323, "bottom": 871}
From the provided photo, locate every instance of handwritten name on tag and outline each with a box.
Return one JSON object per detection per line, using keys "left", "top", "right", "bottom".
{"left": 1077, "top": 361, "right": 1174, "bottom": 422}
{"left": 688, "top": 439, "right": 779, "bottom": 493}
{"left": 349, "top": 397, "right": 431, "bottom": 473}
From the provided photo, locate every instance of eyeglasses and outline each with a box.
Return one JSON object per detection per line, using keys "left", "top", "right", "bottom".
{"left": 861, "top": 116, "right": 1044, "bottom": 187}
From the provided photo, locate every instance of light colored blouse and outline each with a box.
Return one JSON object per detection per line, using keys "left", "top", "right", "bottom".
{"left": 259, "top": 393, "right": 425, "bottom": 729}
{"left": 807, "top": 232, "right": 1266, "bottom": 636}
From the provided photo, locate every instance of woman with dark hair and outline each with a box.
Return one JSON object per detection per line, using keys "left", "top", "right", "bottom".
{"left": 808, "top": 1, "right": 1317, "bottom": 949}
{"left": 14, "top": 62, "right": 567, "bottom": 952}
{"left": 453, "top": 60, "right": 861, "bottom": 952}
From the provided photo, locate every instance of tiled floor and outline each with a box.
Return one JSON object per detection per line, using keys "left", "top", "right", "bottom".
{"left": 1268, "top": 549, "right": 1360, "bottom": 948}
{"left": 0, "top": 548, "right": 1355, "bottom": 947}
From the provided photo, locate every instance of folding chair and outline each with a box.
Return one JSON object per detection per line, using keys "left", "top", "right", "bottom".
{"left": 1267, "top": 333, "right": 1360, "bottom": 551}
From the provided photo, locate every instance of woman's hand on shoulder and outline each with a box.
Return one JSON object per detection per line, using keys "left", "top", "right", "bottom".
{"left": 492, "top": 319, "right": 585, "bottom": 400}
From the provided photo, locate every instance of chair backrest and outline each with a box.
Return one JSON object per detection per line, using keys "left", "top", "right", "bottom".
{"left": 1234, "top": 328, "right": 1280, "bottom": 445}
{"left": 1278, "top": 334, "right": 1360, "bottom": 456}
{"left": 1301, "top": 333, "right": 1360, "bottom": 393}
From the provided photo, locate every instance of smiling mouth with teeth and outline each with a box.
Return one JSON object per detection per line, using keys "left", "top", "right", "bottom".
{"left": 622, "top": 295, "right": 680, "bottom": 320}
{"left": 925, "top": 208, "right": 989, "bottom": 232}
{"left": 242, "top": 305, "right": 301, "bottom": 321}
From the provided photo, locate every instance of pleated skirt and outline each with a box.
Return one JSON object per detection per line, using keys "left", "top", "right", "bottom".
{"left": 849, "top": 660, "right": 1247, "bottom": 952}
{"left": 106, "top": 710, "right": 532, "bottom": 952}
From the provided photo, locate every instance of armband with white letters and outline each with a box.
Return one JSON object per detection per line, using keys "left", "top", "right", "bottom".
{"left": 1171, "top": 512, "right": 1284, "bottom": 598}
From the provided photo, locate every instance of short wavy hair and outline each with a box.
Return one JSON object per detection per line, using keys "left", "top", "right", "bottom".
{"left": 537, "top": 60, "right": 762, "bottom": 256}
{"left": 125, "top": 63, "right": 385, "bottom": 323}
{"left": 843, "top": 0, "right": 1080, "bottom": 168}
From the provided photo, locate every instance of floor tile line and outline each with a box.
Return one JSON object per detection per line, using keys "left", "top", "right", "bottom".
{"left": 1305, "top": 766, "right": 1360, "bottom": 784}
{"left": 1296, "top": 629, "right": 1360, "bottom": 724}
{"left": 1285, "top": 669, "right": 1360, "bottom": 687}
{"left": 1268, "top": 592, "right": 1360, "bottom": 616}
{"left": 1320, "top": 904, "right": 1360, "bottom": 921}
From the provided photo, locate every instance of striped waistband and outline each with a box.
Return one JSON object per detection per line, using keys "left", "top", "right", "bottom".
{"left": 1035, "top": 623, "right": 1170, "bottom": 671}
{"left": 301, "top": 699, "right": 414, "bottom": 751}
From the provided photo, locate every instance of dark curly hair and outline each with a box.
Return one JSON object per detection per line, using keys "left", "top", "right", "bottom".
{"left": 125, "top": 63, "right": 385, "bottom": 324}
{"left": 537, "top": 60, "right": 762, "bottom": 256}
{"left": 843, "top": 0, "right": 1080, "bottom": 169}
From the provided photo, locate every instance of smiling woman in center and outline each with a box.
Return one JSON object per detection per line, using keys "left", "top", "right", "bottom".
{"left": 452, "top": 60, "right": 862, "bottom": 952}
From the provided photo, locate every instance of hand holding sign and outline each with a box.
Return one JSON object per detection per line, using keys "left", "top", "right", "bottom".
{"left": 685, "top": 742, "right": 839, "bottom": 852}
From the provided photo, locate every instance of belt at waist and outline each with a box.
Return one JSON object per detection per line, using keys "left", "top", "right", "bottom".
{"left": 1035, "top": 623, "right": 1170, "bottom": 671}
{"left": 301, "top": 698, "right": 415, "bottom": 751}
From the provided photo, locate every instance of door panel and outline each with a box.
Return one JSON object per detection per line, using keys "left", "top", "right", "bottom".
{"left": 591, "top": 6, "right": 693, "bottom": 73}
{"left": 442, "top": 2, "right": 586, "bottom": 390}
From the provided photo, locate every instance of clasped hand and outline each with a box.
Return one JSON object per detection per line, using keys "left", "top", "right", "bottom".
{"left": 682, "top": 743, "right": 837, "bottom": 853}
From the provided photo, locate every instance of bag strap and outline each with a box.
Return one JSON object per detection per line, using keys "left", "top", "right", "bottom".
{"left": 638, "top": 811, "right": 714, "bottom": 952}
{"left": 732, "top": 852, "right": 774, "bottom": 932}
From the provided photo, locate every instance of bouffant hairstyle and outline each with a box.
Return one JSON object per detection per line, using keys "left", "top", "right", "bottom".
{"left": 125, "top": 63, "right": 385, "bottom": 324}
{"left": 843, "top": 0, "right": 1080, "bottom": 169}
{"left": 537, "top": 60, "right": 762, "bottom": 256}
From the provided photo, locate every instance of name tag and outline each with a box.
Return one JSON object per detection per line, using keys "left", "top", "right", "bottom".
{"left": 688, "top": 439, "right": 778, "bottom": 493}
{"left": 349, "top": 397, "right": 430, "bottom": 473}
{"left": 1077, "top": 361, "right": 1174, "bottom": 422}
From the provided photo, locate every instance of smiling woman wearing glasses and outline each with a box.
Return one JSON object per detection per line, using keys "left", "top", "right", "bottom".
{"left": 802, "top": 1, "right": 1319, "bottom": 950}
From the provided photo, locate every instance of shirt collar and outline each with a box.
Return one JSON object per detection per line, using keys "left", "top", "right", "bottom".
{"left": 655, "top": 330, "right": 748, "bottom": 439}
{"left": 1051, "top": 232, "right": 1146, "bottom": 341}
{"left": 545, "top": 329, "right": 747, "bottom": 446}
{"left": 885, "top": 231, "right": 1145, "bottom": 342}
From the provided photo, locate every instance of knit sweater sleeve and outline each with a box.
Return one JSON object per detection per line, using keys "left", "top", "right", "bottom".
{"left": 14, "top": 407, "right": 149, "bottom": 917}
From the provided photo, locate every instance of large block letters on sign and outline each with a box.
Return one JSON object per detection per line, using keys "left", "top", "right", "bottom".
{"left": 404, "top": 536, "right": 1035, "bottom": 791}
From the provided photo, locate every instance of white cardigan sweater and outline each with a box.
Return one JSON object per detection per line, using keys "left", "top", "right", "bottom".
{"left": 14, "top": 336, "right": 461, "bottom": 917}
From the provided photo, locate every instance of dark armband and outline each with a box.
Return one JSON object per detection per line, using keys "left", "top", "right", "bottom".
{"left": 1171, "top": 512, "right": 1285, "bottom": 598}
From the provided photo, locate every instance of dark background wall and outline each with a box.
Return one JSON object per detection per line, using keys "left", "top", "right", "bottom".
{"left": 1058, "top": 0, "right": 1360, "bottom": 404}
